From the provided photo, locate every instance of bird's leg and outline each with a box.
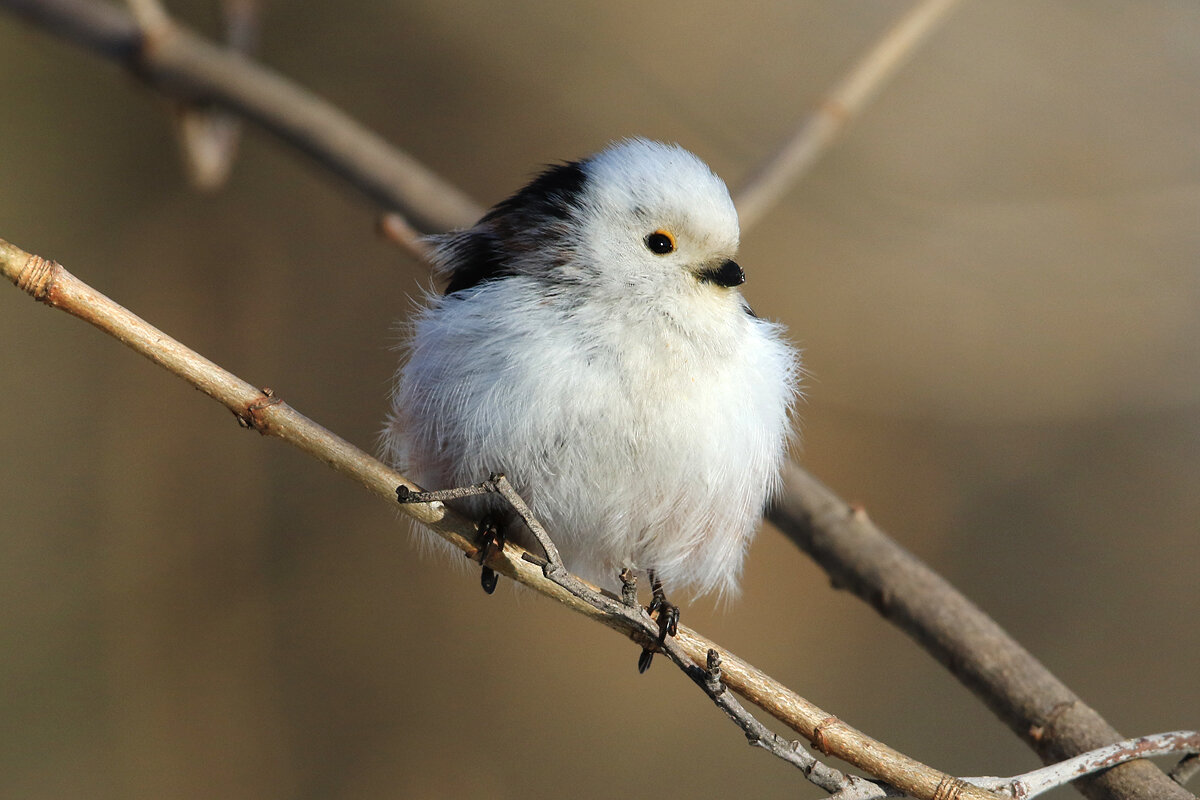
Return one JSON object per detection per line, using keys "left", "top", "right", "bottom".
{"left": 637, "top": 571, "right": 680, "bottom": 673}
{"left": 398, "top": 473, "right": 571, "bottom": 593}
{"left": 481, "top": 474, "right": 566, "bottom": 579}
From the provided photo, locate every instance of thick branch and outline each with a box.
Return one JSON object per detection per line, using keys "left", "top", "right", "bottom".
{"left": 769, "top": 466, "right": 1195, "bottom": 800}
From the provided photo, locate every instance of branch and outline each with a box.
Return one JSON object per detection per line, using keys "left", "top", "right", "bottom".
{"left": 733, "top": 0, "right": 963, "bottom": 230}
{"left": 965, "top": 731, "right": 1200, "bottom": 799}
{"left": 0, "top": 0, "right": 482, "bottom": 232}
{"left": 769, "top": 469, "right": 1196, "bottom": 800}
{"left": 3, "top": 5, "right": 1193, "bottom": 798}
{"left": 1, "top": 237, "right": 1012, "bottom": 800}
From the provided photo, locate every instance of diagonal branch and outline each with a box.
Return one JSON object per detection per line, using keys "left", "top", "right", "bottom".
{"left": 0, "top": 0, "right": 483, "bottom": 232}
{"left": 769, "top": 470, "right": 1196, "bottom": 800}
{"left": 1, "top": 237, "right": 1006, "bottom": 800}
{"left": 733, "top": 0, "right": 964, "bottom": 230}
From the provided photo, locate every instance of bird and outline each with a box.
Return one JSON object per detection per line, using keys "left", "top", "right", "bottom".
{"left": 384, "top": 139, "right": 799, "bottom": 652}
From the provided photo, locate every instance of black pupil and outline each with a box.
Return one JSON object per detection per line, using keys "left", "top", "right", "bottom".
{"left": 646, "top": 233, "right": 673, "bottom": 254}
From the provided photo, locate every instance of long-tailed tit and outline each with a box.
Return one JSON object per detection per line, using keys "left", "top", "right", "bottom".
{"left": 385, "top": 139, "right": 799, "bottom": 618}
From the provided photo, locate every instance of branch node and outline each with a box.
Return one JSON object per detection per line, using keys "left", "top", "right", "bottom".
{"left": 619, "top": 568, "right": 638, "bottom": 607}
{"left": 932, "top": 776, "right": 970, "bottom": 800}
{"left": 15, "top": 252, "right": 58, "bottom": 301}
{"left": 1033, "top": 700, "right": 1078, "bottom": 741}
{"left": 236, "top": 386, "right": 282, "bottom": 431}
{"left": 704, "top": 648, "right": 726, "bottom": 696}
{"left": 812, "top": 715, "right": 841, "bottom": 756}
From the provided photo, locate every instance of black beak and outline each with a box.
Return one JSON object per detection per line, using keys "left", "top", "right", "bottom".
{"left": 699, "top": 259, "right": 745, "bottom": 288}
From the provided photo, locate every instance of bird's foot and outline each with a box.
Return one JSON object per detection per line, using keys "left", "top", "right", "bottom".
{"left": 637, "top": 574, "right": 680, "bottom": 674}
{"left": 396, "top": 481, "right": 508, "bottom": 594}
{"left": 475, "top": 513, "right": 506, "bottom": 594}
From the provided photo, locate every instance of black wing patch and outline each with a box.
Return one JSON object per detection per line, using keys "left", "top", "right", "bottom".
{"left": 442, "top": 231, "right": 512, "bottom": 296}
{"left": 443, "top": 160, "right": 588, "bottom": 296}
{"left": 484, "top": 160, "right": 587, "bottom": 225}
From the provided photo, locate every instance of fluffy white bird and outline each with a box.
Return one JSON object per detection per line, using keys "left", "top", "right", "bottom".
{"left": 384, "top": 139, "right": 798, "bottom": 606}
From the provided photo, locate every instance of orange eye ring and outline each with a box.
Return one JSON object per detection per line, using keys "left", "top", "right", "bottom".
{"left": 645, "top": 230, "right": 676, "bottom": 255}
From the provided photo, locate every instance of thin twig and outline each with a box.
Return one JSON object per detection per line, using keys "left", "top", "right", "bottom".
{"left": 378, "top": 211, "right": 434, "bottom": 262}
{"left": 733, "top": 0, "right": 964, "bottom": 230}
{"left": 171, "top": 0, "right": 257, "bottom": 189}
{"left": 0, "top": 237, "right": 1006, "bottom": 800}
{"left": 964, "top": 731, "right": 1200, "bottom": 799}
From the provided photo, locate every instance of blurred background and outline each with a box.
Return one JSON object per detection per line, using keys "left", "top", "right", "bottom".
{"left": 1, "top": 2, "right": 1197, "bottom": 798}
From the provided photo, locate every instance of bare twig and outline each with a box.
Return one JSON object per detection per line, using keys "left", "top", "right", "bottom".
{"left": 733, "top": 0, "right": 964, "bottom": 230}
{"left": 378, "top": 211, "right": 434, "bottom": 262}
{"left": 1, "top": 237, "right": 1008, "bottom": 800}
{"left": 125, "top": 0, "right": 253, "bottom": 189}
{"left": 965, "top": 731, "right": 1200, "bottom": 799}
{"left": 3, "top": 5, "right": 1193, "bottom": 798}
{"left": 172, "top": 0, "right": 257, "bottom": 189}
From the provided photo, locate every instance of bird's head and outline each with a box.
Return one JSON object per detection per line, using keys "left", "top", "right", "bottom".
{"left": 575, "top": 138, "right": 743, "bottom": 296}
{"left": 433, "top": 139, "right": 745, "bottom": 301}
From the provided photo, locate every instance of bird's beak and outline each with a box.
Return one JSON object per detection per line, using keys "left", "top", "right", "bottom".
{"left": 698, "top": 259, "right": 745, "bottom": 288}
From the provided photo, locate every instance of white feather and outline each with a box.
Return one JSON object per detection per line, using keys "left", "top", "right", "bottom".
{"left": 383, "top": 139, "right": 799, "bottom": 598}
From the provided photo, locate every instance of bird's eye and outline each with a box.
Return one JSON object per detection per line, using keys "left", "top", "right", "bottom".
{"left": 645, "top": 230, "right": 676, "bottom": 255}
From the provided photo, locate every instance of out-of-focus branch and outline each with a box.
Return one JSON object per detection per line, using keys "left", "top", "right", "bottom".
{"left": 379, "top": 211, "right": 434, "bottom": 262}
{"left": 768, "top": 467, "right": 1196, "bottom": 800}
{"left": 171, "top": 0, "right": 257, "bottom": 189}
{"left": 0, "top": 237, "right": 1006, "bottom": 800}
{"left": 1172, "top": 754, "right": 1200, "bottom": 788}
{"left": 0, "top": 0, "right": 482, "bottom": 232}
{"left": 733, "top": 0, "right": 963, "bottom": 230}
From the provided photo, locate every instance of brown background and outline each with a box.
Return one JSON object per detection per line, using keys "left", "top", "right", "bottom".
{"left": 1, "top": 2, "right": 1197, "bottom": 798}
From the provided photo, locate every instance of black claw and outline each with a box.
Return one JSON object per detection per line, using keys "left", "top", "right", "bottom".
{"left": 662, "top": 604, "right": 680, "bottom": 638}
{"left": 636, "top": 573, "right": 680, "bottom": 673}
{"left": 481, "top": 566, "right": 498, "bottom": 594}
{"left": 475, "top": 514, "right": 506, "bottom": 595}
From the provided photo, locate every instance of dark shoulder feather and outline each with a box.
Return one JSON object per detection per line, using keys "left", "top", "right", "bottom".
{"left": 441, "top": 160, "right": 588, "bottom": 296}
{"left": 441, "top": 231, "right": 510, "bottom": 295}
{"left": 482, "top": 160, "right": 587, "bottom": 225}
